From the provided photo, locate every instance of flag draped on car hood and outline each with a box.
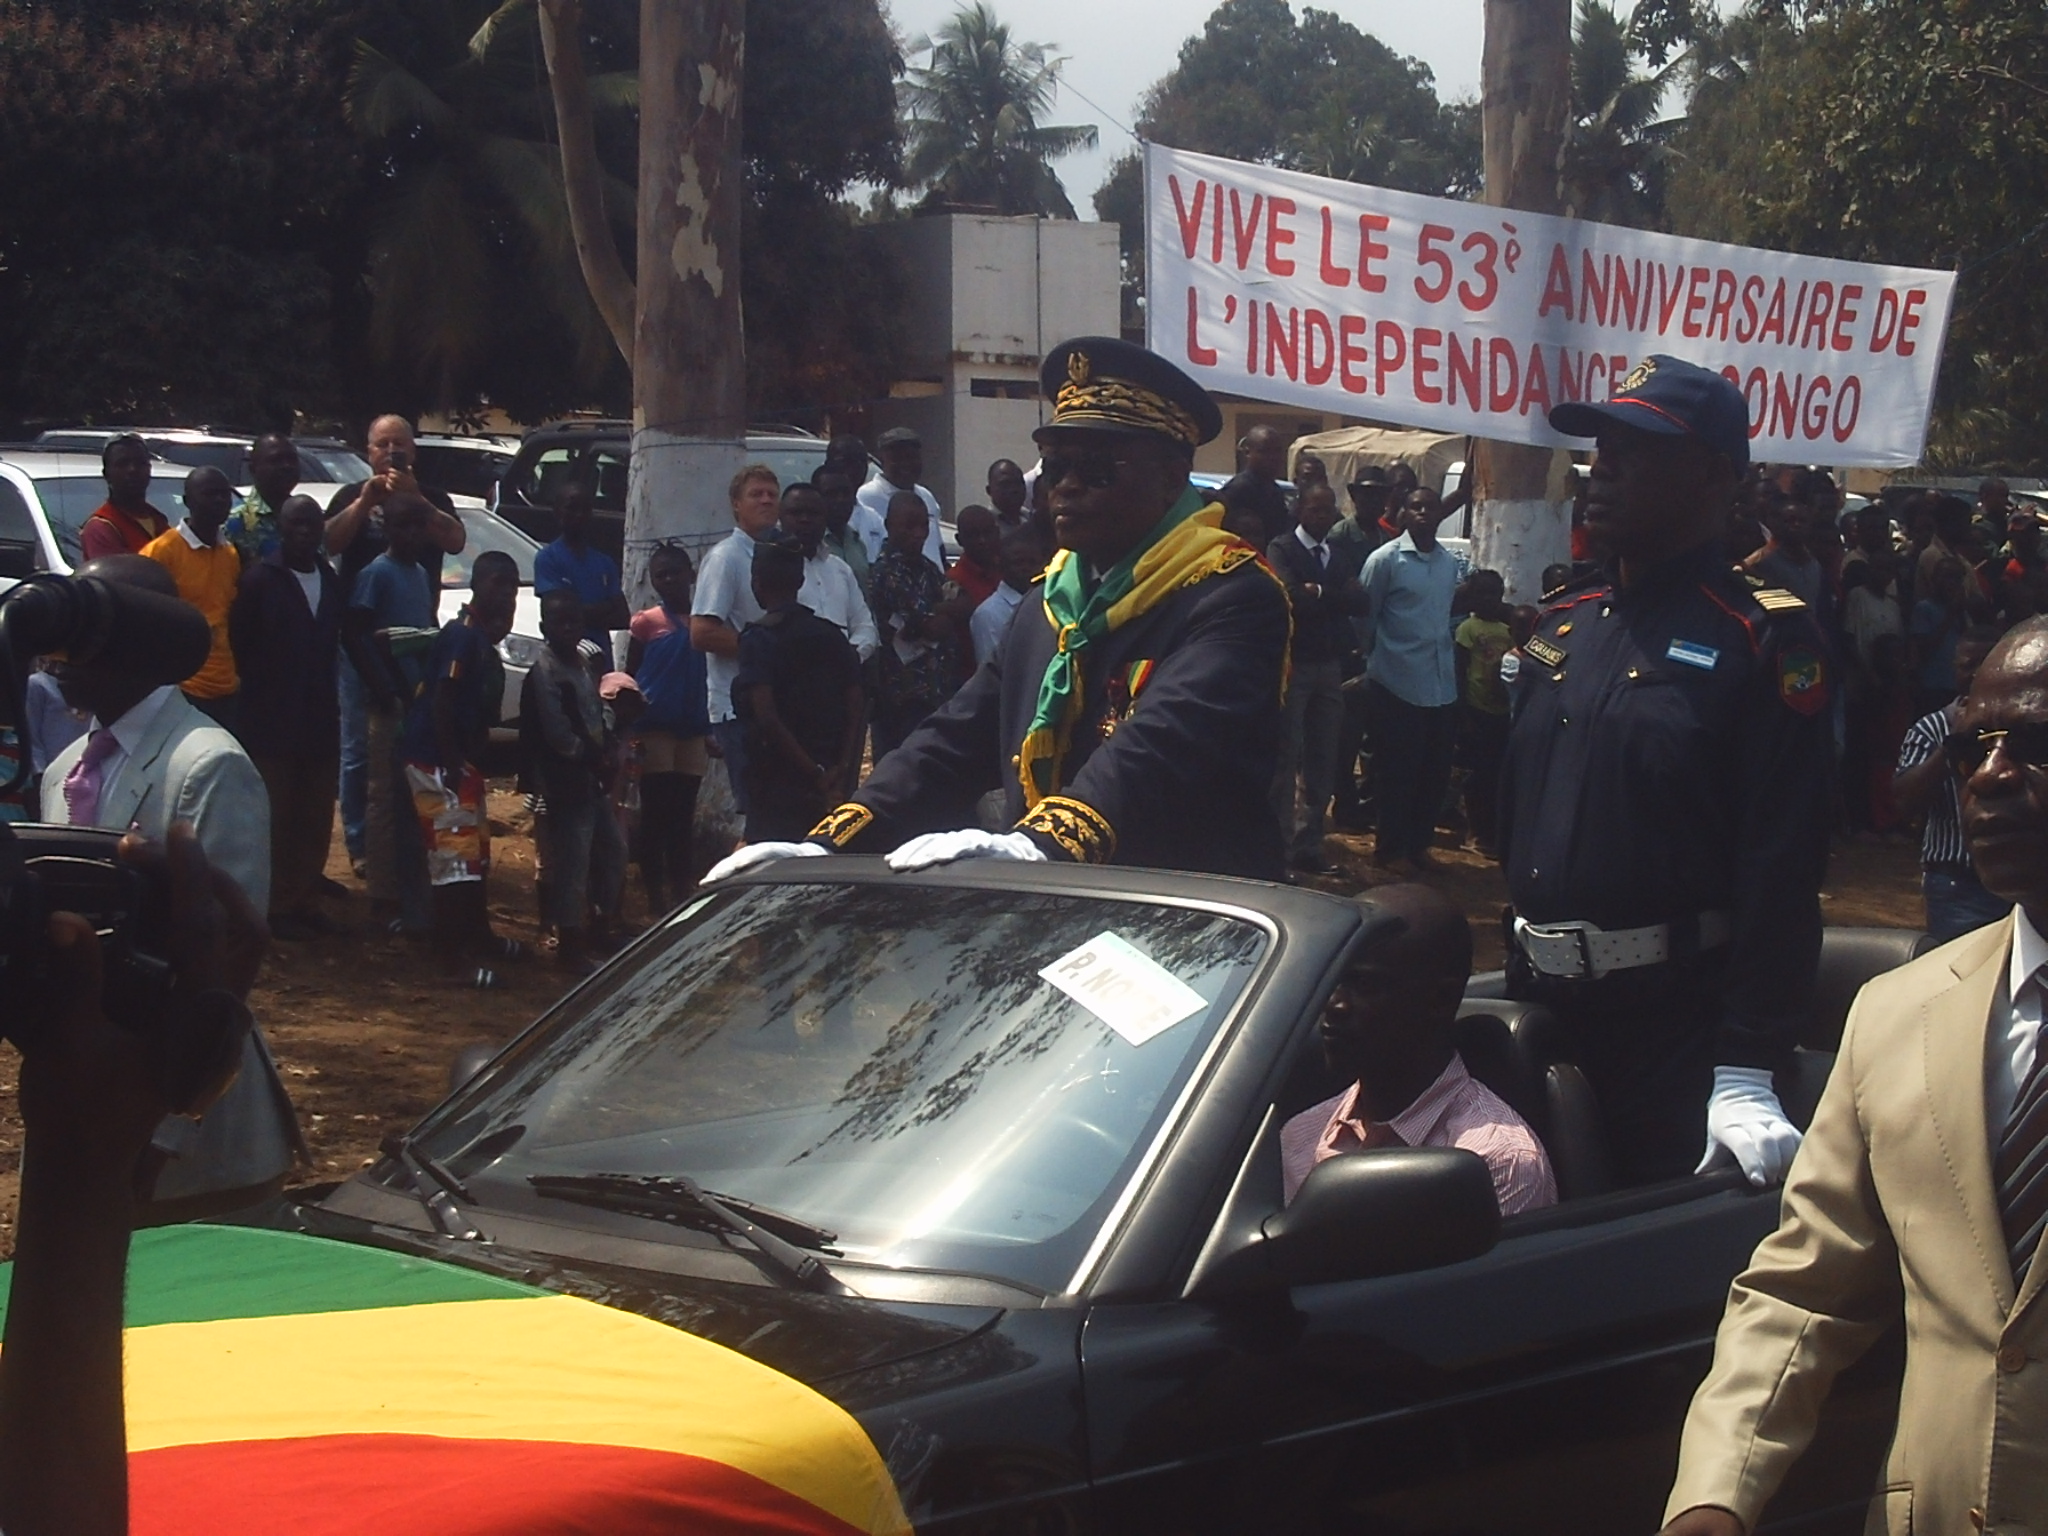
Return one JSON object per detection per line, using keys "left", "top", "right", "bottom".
{"left": 0, "top": 1224, "right": 910, "bottom": 1536}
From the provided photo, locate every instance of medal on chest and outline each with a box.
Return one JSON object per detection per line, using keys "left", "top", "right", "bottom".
{"left": 1097, "top": 660, "right": 1155, "bottom": 740}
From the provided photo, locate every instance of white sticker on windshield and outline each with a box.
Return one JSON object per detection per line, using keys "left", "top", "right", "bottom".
{"left": 1039, "top": 932, "right": 1208, "bottom": 1046}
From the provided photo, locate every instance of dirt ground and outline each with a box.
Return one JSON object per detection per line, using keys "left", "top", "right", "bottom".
{"left": 0, "top": 791, "right": 1933, "bottom": 1252}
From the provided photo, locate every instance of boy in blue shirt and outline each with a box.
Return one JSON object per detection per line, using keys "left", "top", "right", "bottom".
{"left": 343, "top": 495, "right": 440, "bottom": 930}
{"left": 405, "top": 582, "right": 520, "bottom": 985}
{"left": 625, "top": 542, "right": 710, "bottom": 911}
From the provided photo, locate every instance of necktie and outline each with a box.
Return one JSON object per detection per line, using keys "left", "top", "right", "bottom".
{"left": 1315, "top": 542, "right": 1329, "bottom": 571}
{"left": 1996, "top": 969, "right": 2048, "bottom": 1287}
{"left": 62, "top": 728, "right": 120, "bottom": 826}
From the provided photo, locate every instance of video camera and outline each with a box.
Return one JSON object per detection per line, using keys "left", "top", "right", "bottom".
{"left": 0, "top": 573, "right": 211, "bottom": 1042}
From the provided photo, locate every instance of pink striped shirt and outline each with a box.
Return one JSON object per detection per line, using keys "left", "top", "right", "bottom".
{"left": 1279, "top": 1055, "right": 1558, "bottom": 1215}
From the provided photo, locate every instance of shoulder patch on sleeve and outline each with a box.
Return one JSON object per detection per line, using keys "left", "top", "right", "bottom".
{"left": 1753, "top": 587, "right": 1808, "bottom": 613}
{"left": 1778, "top": 646, "right": 1829, "bottom": 715}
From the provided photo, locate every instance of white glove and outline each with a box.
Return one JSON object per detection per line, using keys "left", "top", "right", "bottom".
{"left": 701, "top": 841, "right": 829, "bottom": 884}
{"left": 1696, "top": 1066, "right": 1803, "bottom": 1188}
{"left": 885, "top": 829, "right": 1048, "bottom": 872}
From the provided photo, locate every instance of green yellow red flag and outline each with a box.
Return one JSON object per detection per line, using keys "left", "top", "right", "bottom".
{"left": 0, "top": 1224, "right": 910, "bottom": 1535}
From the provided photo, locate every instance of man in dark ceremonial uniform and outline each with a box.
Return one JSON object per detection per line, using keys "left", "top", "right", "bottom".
{"left": 1501, "top": 355, "right": 1834, "bottom": 1188}
{"left": 706, "top": 336, "right": 1293, "bottom": 882}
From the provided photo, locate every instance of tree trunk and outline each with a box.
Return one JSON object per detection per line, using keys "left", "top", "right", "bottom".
{"left": 629, "top": 0, "right": 750, "bottom": 842}
{"left": 1473, "top": 0, "right": 1574, "bottom": 601}
{"left": 536, "top": 0, "right": 637, "bottom": 362}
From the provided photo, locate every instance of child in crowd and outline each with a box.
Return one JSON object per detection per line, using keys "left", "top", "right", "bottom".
{"left": 343, "top": 495, "right": 441, "bottom": 933}
{"left": 869, "top": 490, "right": 957, "bottom": 758}
{"left": 625, "top": 542, "right": 710, "bottom": 912}
{"left": 732, "top": 533, "right": 864, "bottom": 843}
{"left": 523, "top": 590, "right": 625, "bottom": 971}
{"left": 403, "top": 582, "right": 522, "bottom": 987}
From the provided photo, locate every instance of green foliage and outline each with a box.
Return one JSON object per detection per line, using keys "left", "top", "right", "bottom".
{"left": 900, "top": 2, "right": 1098, "bottom": 218}
{"left": 0, "top": 0, "right": 363, "bottom": 427}
{"left": 347, "top": 0, "right": 904, "bottom": 419}
{"left": 1563, "top": 0, "right": 1683, "bottom": 228}
{"left": 1091, "top": 0, "right": 1478, "bottom": 304}
{"left": 342, "top": 0, "right": 637, "bottom": 421}
{"left": 1669, "top": 0, "right": 2048, "bottom": 470}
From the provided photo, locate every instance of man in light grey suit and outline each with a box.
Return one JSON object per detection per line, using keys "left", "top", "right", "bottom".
{"left": 42, "top": 555, "right": 301, "bottom": 1212}
{"left": 1664, "top": 616, "right": 2048, "bottom": 1536}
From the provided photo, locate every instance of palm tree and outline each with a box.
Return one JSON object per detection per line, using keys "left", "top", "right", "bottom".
{"left": 345, "top": 0, "right": 635, "bottom": 404}
{"left": 900, "top": 2, "right": 1099, "bottom": 218}
{"left": 1562, "top": 0, "right": 1683, "bottom": 228}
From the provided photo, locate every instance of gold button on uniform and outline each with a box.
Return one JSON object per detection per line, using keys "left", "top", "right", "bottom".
{"left": 1970, "top": 1507, "right": 1986, "bottom": 1531}
{"left": 1998, "top": 1343, "right": 2028, "bottom": 1373}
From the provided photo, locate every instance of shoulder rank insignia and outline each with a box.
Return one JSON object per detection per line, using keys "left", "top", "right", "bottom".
{"left": 1525, "top": 637, "right": 1567, "bottom": 669}
{"left": 1753, "top": 587, "right": 1808, "bottom": 613}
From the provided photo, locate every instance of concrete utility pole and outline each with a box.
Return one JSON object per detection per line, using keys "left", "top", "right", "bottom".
{"left": 1473, "top": 0, "right": 1574, "bottom": 600}
{"left": 538, "top": 0, "right": 748, "bottom": 590}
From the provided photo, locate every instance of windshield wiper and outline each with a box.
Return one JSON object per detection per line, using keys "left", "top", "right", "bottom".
{"left": 527, "top": 1173, "right": 848, "bottom": 1295}
{"left": 380, "top": 1132, "right": 481, "bottom": 1241}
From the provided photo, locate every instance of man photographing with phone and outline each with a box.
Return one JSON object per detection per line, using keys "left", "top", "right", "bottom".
{"left": 323, "top": 417, "right": 467, "bottom": 877}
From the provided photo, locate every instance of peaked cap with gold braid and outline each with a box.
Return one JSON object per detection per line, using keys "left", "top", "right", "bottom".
{"left": 1035, "top": 337, "right": 1223, "bottom": 449}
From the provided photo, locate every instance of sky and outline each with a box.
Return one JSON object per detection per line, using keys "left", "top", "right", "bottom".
{"left": 883, "top": 1, "right": 1488, "bottom": 215}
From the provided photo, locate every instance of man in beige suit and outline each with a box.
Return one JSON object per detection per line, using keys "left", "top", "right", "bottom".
{"left": 1664, "top": 616, "right": 2048, "bottom": 1536}
{"left": 43, "top": 555, "right": 301, "bottom": 1214}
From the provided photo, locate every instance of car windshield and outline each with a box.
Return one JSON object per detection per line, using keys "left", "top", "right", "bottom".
{"left": 747, "top": 443, "right": 830, "bottom": 494}
{"left": 34, "top": 474, "right": 170, "bottom": 565}
{"left": 294, "top": 443, "right": 373, "bottom": 484}
{"left": 416, "top": 444, "right": 512, "bottom": 500}
{"left": 443, "top": 510, "right": 537, "bottom": 587}
{"left": 135, "top": 439, "right": 248, "bottom": 479}
{"left": 412, "top": 881, "right": 1267, "bottom": 1293}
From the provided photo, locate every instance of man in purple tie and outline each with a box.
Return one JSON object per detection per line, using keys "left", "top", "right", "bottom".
{"left": 41, "top": 554, "right": 301, "bottom": 1216}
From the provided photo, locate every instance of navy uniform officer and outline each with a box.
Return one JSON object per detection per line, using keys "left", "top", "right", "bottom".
{"left": 706, "top": 336, "right": 1292, "bottom": 883}
{"left": 1500, "top": 355, "right": 1834, "bottom": 1188}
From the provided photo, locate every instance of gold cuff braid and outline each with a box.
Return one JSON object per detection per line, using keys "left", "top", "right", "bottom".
{"left": 810, "top": 803, "right": 874, "bottom": 848}
{"left": 1017, "top": 795, "right": 1116, "bottom": 864}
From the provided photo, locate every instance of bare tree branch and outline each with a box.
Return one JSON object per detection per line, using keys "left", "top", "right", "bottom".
{"left": 537, "top": 0, "right": 636, "bottom": 361}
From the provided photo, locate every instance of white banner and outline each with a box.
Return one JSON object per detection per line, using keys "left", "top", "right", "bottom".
{"left": 1144, "top": 144, "right": 1956, "bottom": 467}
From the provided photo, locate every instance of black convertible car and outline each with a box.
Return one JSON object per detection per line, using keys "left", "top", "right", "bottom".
{"left": 238, "top": 862, "right": 1914, "bottom": 1531}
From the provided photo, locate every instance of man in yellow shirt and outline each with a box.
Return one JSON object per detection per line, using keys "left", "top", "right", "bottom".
{"left": 143, "top": 466, "right": 243, "bottom": 734}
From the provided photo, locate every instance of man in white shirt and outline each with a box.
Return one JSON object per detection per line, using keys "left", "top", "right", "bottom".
{"left": 854, "top": 426, "right": 945, "bottom": 569}
{"left": 693, "top": 466, "right": 881, "bottom": 811}
{"left": 775, "top": 482, "right": 879, "bottom": 661}
{"left": 691, "top": 464, "right": 786, "bottom": 813}
{"left": 970, "top": 520, "right": 1046, "bottom": 669}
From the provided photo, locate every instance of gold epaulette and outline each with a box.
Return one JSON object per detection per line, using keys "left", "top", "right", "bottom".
{"left": 1753, "top": 588, "right": 1807, "bottom": 613}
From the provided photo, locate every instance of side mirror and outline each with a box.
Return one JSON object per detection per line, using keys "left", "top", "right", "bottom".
{"left": 1208, "top": 1147, "right": 1500, "bottom": 1293}
{"left": 0, "top": 542, "right": 38, "bottom": 580}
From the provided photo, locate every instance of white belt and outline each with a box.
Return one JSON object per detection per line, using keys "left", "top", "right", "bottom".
{"left": 1512, "top": 912, "right": 1731, "bottom": 981}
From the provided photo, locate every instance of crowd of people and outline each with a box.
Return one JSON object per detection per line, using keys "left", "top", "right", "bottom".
{"left": 15, "top": 410, "right": 2037, "bottom": 991}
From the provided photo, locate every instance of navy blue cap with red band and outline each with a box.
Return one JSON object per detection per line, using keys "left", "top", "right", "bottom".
{"left": 1548, "top": 354, "right": 1752, "bottom": 473}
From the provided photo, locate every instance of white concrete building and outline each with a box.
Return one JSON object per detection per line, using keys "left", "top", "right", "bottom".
{"left": 863, "top": 214, "right": 1122, "bottom": 517}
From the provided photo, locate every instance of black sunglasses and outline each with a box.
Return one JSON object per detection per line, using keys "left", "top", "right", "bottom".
{"left": 1037, "top": 451, "right": 1126, "bottom": 491}
{"left": 1944, "top": 723, "right": 2048, "bottom": 775}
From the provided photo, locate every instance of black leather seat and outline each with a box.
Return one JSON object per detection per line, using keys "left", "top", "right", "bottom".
{"left": 1455, "top": 1004, "right": 1615, "bottom": 1201}
{"left": 1805, "top": 926, "right": 1936, "bottom": 1050}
